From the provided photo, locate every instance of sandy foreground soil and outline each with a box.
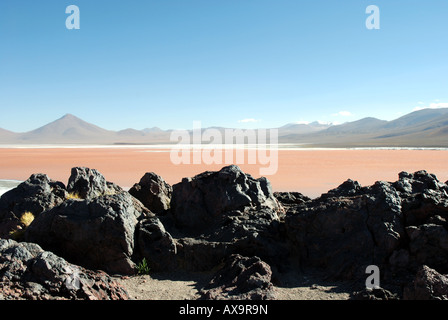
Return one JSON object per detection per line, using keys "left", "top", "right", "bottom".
{"left": 116, "top": 271, "right": 352, "bottom": 300}
{"left": 1, "top": 147, "right": 448, "bottom": 198}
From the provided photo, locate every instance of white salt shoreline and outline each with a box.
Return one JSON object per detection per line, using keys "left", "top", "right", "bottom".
{"left": 0, "top": 180, "right": 22, "bottom": 197}
{"left": 0, "top": 143, "right": 447, "bottom": 151}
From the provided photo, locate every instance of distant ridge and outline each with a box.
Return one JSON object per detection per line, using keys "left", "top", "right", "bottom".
{"left": 279, "top": 121, "right": 332, "bottom": 135}
{"left": 1, "top": 109, "right": 448, "bottom": 147}
{"left": 18, "top": 114, "right": 113, "bottom": 143}
{"left": 282, "top": 108, "right": 448, "bottom": 147}
{"left": 0, "top": 128, "right": 15, "bottom": 136}
{"left": 324, "top": 117, "right": 388, "bottom": 134}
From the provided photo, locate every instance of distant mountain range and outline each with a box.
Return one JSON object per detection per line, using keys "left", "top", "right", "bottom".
{"left": 0, "top": 114, "right": 173, "bottom": 145}
{"left": 285, "top": 108, "right": 448, "bottom": 147}
{"left": 1, "top": 108, "right": 448, "bottom": 147}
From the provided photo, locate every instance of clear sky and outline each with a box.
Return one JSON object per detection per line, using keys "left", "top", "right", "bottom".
{"left": 0, "top": 0, "right": 447, "bottom": 132}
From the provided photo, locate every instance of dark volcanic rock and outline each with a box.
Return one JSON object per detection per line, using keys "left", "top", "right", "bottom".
{"left": 404, "top": 265, "right": 448, "bottom": 300}
{"left": 210, "top": 207, "right": 290, "bottom": 270}
{"left": 165, "top": 165, "right": 288, "bottom": 271}
{"left": 0, "top": 239, "right": 128, "bottom": 300}
{"left": 406, "top": 224, "right": 448, "bottom": 273}
{"left": 401, "top": 191, "right": 448, "bottom": 228}
{"left": 175, "top": 238, "right": 231, "bottom": 272}
{"left": 274, "top": 192, "right": 311, "bottom": 206}
{"left": 321, "top": 179, "right": 363, "bottom": 199}
{"left": 129, "top": 172, "right": 172, "bottom": 214}
{"left": 285, "top": 170, "right": 448, "bottom": 280}
{"left": 201, "top": 254, "right": 275, "bottom": 300}
{"left": 285, "top": 196, "right": 375, "bottom": 279}
{"left": 364, "top": 181, "right": 405, "bottom": 266}
{"left": 0, "top": 174, "right": 67, "bottom": 238}
{"left": 399, "top": 170, "right": 447, "bottom": 194}
{"left": 25, "top": 191, "right": 145, "bottom": 275}
{"left": 170, "top": 165, "right": 282, "bottom": 234}
{"left": 67, "top": 167, "right": 122, "bottom": 199}
{"left": 397, "top": 170, "right": 448, "bottom": 227}
{"left": 135, "top": 217, "right": 177, "bottom": 271}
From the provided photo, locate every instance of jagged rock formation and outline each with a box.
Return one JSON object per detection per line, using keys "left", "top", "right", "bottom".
{"left": 129, "top": 172, "right": 172, "bottom": 214}
{"left": 0, "top": 239, "right": 128, "bottom": 300}
{"left": 25, "top": 191, "right": 146, "bottom": 275}
{"left": 200, "top": 254, "right": 275, "bottom": 300}
{"left": 67, "top": 167, "right": 122, "bottom": 199}
{"left": 170, "top": 165, "right": 282, "bottom": 234}
{"left": 0, "top": 173, "right": 67, "bottom": 239}
{"left": 403, "top": 265, "right": 448, "bottom": 300}
{"left": 285, "top": 170, "right": 448, "bottom": 285}
{"left": 130, "top": 165, "right": 288, "bottom": 274}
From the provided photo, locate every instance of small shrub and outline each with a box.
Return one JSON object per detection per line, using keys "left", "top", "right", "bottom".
{"left": 136, "top": 258, "right": 151, "bottom": 275}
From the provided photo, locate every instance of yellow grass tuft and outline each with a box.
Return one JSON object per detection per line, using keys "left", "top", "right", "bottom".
{"left": 9, "top": 211, "right": 35, "bottom": 240}
{"left": 20, "top": 211, "right": 35, "bottom": 227}
{"left": 66, "top": 192, "right": 83, "bottom": 200}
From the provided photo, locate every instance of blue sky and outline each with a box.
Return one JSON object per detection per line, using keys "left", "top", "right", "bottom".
{"left": 0, "top": 0, "right": 447, "bottom": 132}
